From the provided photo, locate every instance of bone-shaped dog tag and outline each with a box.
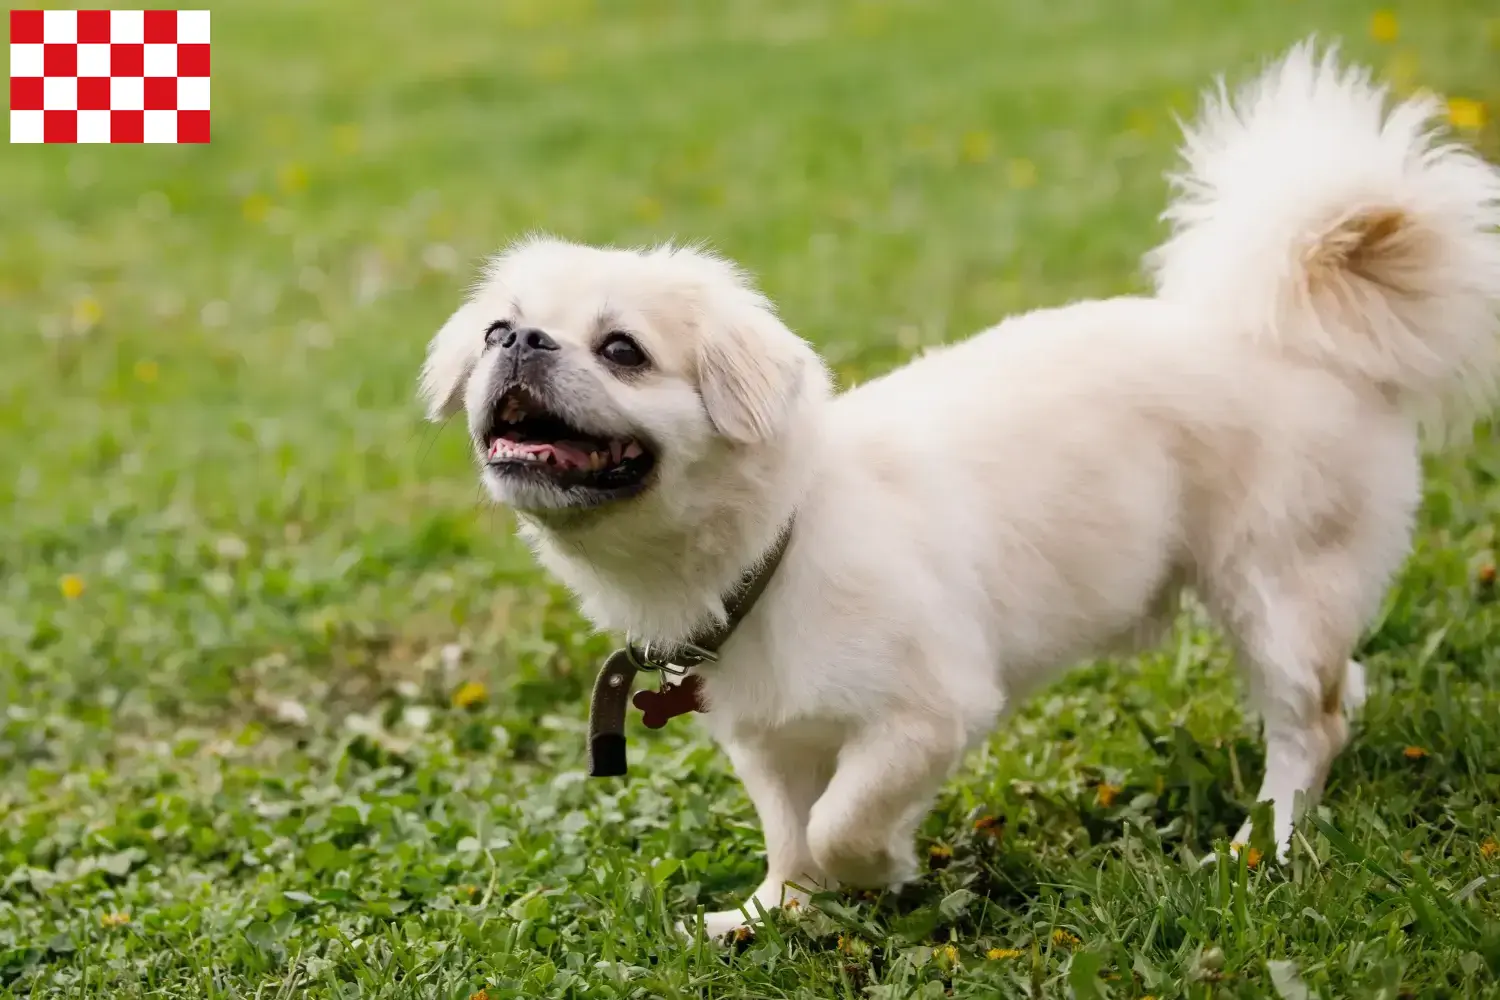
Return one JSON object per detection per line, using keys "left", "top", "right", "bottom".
{"left": 632, "top": 674, "right": 707, "bottom": 729}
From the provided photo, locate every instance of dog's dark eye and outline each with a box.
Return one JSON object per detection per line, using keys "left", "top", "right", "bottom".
{"left": 484, "top": 320, "right": 513, "bottom": 348}
{"left": 598, "top": 332, "right": 648, "bottom": 368}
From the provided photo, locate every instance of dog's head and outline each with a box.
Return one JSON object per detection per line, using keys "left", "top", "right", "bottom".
{"left": 420, "top": 237, "right": 827, "bottom": 523}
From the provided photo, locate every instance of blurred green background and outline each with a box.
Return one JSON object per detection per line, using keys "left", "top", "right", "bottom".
{"left": 3, "top": 2, "right": 1499, "bottom": 997}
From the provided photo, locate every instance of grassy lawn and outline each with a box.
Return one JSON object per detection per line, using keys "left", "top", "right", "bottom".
{"left": 4, "top": 0, "right": 1500, "bottom": 996}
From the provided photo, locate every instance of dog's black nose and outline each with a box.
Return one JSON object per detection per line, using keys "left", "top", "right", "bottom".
{"left": 505, "top": 327, "right": 559, "bottom": 354}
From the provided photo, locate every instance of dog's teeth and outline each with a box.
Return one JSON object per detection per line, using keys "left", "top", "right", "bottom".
{"left": 590, "top": 451, "right": 603, "bottom": 470}
{"left": 622, "top": 441, "right": 643, "bottom": 460}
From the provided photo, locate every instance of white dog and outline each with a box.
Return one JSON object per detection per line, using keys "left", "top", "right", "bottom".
{"left": 420, "top": 43, "right": 1500, "bottom": 938}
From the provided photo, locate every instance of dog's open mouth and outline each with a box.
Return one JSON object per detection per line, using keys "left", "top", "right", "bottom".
{"left": 481, "top": 386, "right": 656, "bottom": 496}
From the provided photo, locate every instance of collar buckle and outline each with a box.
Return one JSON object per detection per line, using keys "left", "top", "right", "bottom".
{"left": 623, "top": 639, "right": 720, "bottom": 676}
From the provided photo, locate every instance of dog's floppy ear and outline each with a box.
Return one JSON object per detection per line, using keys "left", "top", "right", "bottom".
{"left": 698, "top": 294, "right": 816, "bottom": 445}
{"left": 418, "top": 300, "right": 485, "bottom": 421}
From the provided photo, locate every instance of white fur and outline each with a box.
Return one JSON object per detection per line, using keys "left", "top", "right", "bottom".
{"left": 421, "top": 44, "right": 1500, "bottom": 939}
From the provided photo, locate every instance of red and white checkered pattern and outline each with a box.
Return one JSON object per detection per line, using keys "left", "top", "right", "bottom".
{"left": 10, "top": 9, "right": 209, "bottom": 143}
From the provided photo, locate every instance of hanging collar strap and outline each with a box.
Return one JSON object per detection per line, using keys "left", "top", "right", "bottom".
{"left": 587, "top": 520, "right": 794, "bottom": 778}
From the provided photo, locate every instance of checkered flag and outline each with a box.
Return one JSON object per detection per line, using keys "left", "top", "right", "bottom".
{"left": 10, "top": 9, "right": 210, "bottom": 143}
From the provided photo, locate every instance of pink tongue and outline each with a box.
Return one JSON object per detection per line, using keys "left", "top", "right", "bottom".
{"left": 499, "top": 439, "right": 593, "bottom": 469}
{"left": 549, "top": 442, "right": 593, "bottom": 468}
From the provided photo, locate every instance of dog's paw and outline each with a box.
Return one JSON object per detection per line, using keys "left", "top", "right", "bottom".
{"left": 1198, "top": 831, "right": 1289, "bottom": 870}
{"left": 817, "top": 845, "right": 915, "bottom": 890}
{"left": 882, "top": 868, "right": 922, "bottom": 897}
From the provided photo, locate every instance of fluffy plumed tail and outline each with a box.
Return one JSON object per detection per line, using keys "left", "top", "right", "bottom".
{"left": 1148, "top": 41, "right": 1500, "bottom": 432}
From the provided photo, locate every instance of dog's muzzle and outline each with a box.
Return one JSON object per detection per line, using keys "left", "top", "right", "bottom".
{"left": 494, "top": 325, "right": 561, "bottom": 387}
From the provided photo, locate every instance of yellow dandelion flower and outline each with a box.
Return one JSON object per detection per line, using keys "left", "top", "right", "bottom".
{"left": 1230, "top": 839, "right": 1265, "bottom": 866}
{"left": 1096, "top": 783, "right": 1121, "bottom": 808}
{"left": 988, "top": 947, "right": 1023, "bottom": 960}
{"left": 242, "top": 194, "right": 271, "bottom": 224}
{"left": 1448, "top": 98, "right": 1487, "bottom": 131}
{"left": 937, "top": 944, "right": 960, "bottom": 965}
{"left": 334, "top": 123, "right": 362, "bottom": 156}
{"left": 1007, "top": 158, "right": 1037, "bottom": 190}
{"left": 277, "top": 163, "right": 309, "bottom": 195}
{"left": 732, "top": 925, "right": 754, "bottom": 943}
{"left": 783, "top": 897, "right": 800, "bottom": 910}
{"left": 1051, "top": 928, "right": 1080, "bottom": 948}
{"left": 928, "top": 843, "right": 953, "bottom": 860}
{"left": 1125, "top": 108, "right": 1155, "bottom": 137}
{"left": 469, "top": 990, "right": 489, "bottom": 1000}
{"left": 100, "top": 911, "right": 130, "bottom": 928}
{"left": 1403, "top": 745, "right": 1429, "bottom": 760}
{"left": 134, "top": 360, "right": 159, "bottom": 383}
{"left": 452, "top": 681, "right": 488, "bottom": 709}
{"left": 850, "top": 3, "right": 887, "bottom": 37}
{"left": 973, "top": 814, "right": 1002, "bottom": 836}
{"left": 1480, "top": 838, "right": 1498, "bottom": 860}
{"left": 1479, "top": 564, "right": 1496, "bottom": 585}
{"left": 961, "top": 130, "right": 994, "bottom": 164}
{"left": 1369, "top": 10, "right": 1399, "bottom": 44}
{"left": 59, "top": 574, "right": 86, "bottom": 600}
{"left": 633, "top": 195, "right": 663, "bottom": 222}
{"left": 71, "top": 296, "right": 103, "bottom": 333}
{"left": 532, "top": 45, "right": 571, "bottom": 80}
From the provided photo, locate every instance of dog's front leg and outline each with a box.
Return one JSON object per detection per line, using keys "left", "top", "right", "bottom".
{"left": 806, "top": 712, "right": 965, "bottom": 889}
{"left": 689, "top": 737, "right": 832, "bottom": 940}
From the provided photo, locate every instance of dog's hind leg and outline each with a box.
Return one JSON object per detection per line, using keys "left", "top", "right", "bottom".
{"left": 1233, "top": 656, "right": 1353, "bottom": 858}
{"left": 1206, "top": 559, "right": 1373, "bottom": 860}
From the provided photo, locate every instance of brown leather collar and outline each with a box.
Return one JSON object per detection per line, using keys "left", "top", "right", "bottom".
{"left": 586, "top": 521, "right": 793, "bottom": 778}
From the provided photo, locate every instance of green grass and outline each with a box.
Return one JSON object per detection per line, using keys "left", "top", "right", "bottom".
{"left": 4, "top": 1, "right": 1500, "bottom": 996}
